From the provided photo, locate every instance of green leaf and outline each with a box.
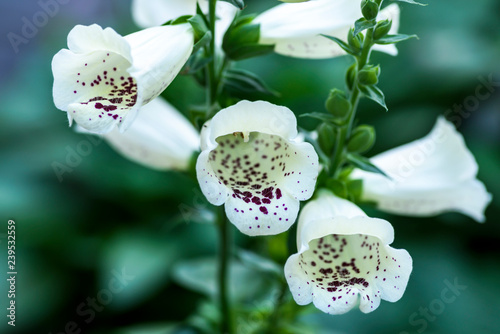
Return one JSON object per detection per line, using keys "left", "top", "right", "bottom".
{"left": 346, "top": 153, "right": 389, "bottom": 178}
{"left": 320, "top": 34, "right": 357, "bottom": 55}
{"left": 358, "top": 85, "right": 387, "bottom": 111}
{"left": 391, "top": 0, "right": 427, "bottom": 6}
{"left": 375, "top": 34, "right": 418, "bottom": 45}
{"left": 221, "top": 0, "right": 245, "bottom": 9}
{"left": 192, "top": 31, "right": 212, "bottom": 54}
{"left": 185, "top": 52, "right": 213, "bottom": 74}
{"left": 346, "top": 179, "right": 363, "bottom": 202}
{"left": 300, "top": 112, "right": 343, "bottom": 126}
{"left": 353, "top": 18, "right": 376, "bottom": 36}
{"left": 223, "top": 68, "right": 278, "bottom": 96}
{"left": 188, "top": 14, "right": 208, "bottom": 40}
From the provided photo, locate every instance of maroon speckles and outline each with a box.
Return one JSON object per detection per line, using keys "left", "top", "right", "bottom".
{"left": 276, "top": 188, "right": 282, "bottom": 199}
{"left": 259, "top": 206, "right": 268, "bottom": 215}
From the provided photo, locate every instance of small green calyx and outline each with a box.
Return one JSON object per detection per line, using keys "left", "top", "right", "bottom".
{"left": 361, "top": 0, "right": 379, "bottom": 21}
{"left": 325, "top": 89, "right": 352, "bottom": 121}
{"left": 373, "top": 19, "right": 393, "bottom": 40}
{"left": 347, "top": 125, "right": 376, "bottom": 154}
{"left": 347, "top": 28, "right": 363, "bottom": 54}
{"left": 357, "top": 65, "right": 380, "bottom": 86}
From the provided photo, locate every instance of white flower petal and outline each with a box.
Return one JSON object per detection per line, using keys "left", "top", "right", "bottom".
{"left": 105, "top": 97, "right": 199, "bottom": 170}
{"left": 255, "top": 0, "right": 400, "bottom": 59}
{"left": 285, "top": 192, "right": 412, "bottom": 314}
{"left": 132, "top": 0, "right": 197, "bottom": 28}
{"left": 196, "top": 101, "right": 319, "bottom": 236}
{"left": 352, "top": 117, "right": 492, "bottom": 222}
{"left": 52, "top": 24, "right": 194, "bottom": 134}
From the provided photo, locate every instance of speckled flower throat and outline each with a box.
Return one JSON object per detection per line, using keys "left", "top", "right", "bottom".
{"left": 209, "top": 132, "right": 297, "bottom": 229}
{"left": 69, "top": 51, "right": 137, "bottom": 129}
{"left": 297, "top": 233, "right": 407, "bottom": 312}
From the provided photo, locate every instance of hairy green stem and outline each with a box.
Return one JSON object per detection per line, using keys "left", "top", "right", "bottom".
{"left": 330, "top": 27, "right": 375, "bottom": 178}
{"left": 217, "top": 206, "right": 233, "bottom": 334}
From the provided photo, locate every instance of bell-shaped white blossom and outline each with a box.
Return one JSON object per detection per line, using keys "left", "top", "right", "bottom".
{"left": 52, "top": 23, "right": 194, "bottom": 134}
{"left": 196, "top": 100, "right": 319, "bottom": 236}
{"left": 254, "top": 0, "right": 400, "bottom": 59}
{"left": 351, "top": 117, "right": 492, "bottom": 222}
{"left": 78, "top": 97, "right": 199, "bottom": 171}
{"left": 131, "top": 0, "right": 237, "bottom": 50}
{"left": 285, "top": 190, "right": 412, "bottom": 315}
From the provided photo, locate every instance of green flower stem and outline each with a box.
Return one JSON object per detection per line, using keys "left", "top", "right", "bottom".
{"left": 206, "top": 0, "right": 218, "bottom": 111}
{"left": 330, "top": 27, "right": 375, "bottom": 178}
{"left": 264, "top": 279, "right": 288, "bottom": 334}
{"left": 217, "top": 206, "right": 234, "bottom": 334}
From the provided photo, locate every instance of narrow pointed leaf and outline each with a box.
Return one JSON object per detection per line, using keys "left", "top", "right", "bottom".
{"left": 223, "top": 68, "right": 278, "bottom": 96}
{"left": 300, "top": 112, "right": 343, "bottom": 126}
{"left": 320, "top": 34, "right": 356, "bottom": 55}
{"left": 354, "top": 18, "right": 376, "bottom": 36}
{"left": 358, "top": 85, "right": 388, "bottom": 111}
{"left": 375, "top": 34, "right": 418, "bottom": 45}
{"left": 391, "top": 0, "right": 427, "bottom": 6}
{"left": 346, "top": 153, "right": 389, "bottom": 178}
{"left": 221, "top": 0, "right": 245, "bottom": 10}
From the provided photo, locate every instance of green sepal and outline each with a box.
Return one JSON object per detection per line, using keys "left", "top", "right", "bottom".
{"left": 220, "top": 0, "right": 246, "bottom": 9}
{"left": 375, "top": 34, "right": 418, "bottom": 45}
{"left": 321, "top": 34, "right": 358, "bottom": 55}
{"left": 373, "top": 19, "right": 392, "bottom": 40}
{"left": 192, "top": 31, "right": 213, "bottom": 54}
{"left": 346, "top": 179, "right": 363, "bottom": 202}
{"left": 346, "top": 153, "right": 389, "bottom": 178}
{"left": 326, "top": 179, "right": 348, "bottom": 199}
{"left": 187, "top": 14, "right": 209, "bottom": 40}
{"left": 361, "top": 0, "right": 379, "bottom": 20}
{"left": 318, "top": 123, "right": 336, "bottom": 156}
{"left": 358, "top": 85, "right": 387, "bottom": 111}
{"left": 222, "top": 68, "right": 278, "bottom": 96}
{"left": 357, "top": 64, "right": 380, "bottom": 86}
{"left": 184, "top": 52, "right": 213, "bottom": 74}
{"left": 353, "top": 18, "right": 377, "bottom": 37}
{"left": 325, "top": 88, "right": 352, "bottom": 120}
{"left": 223, "top": 15, "right": 274, "bottom": 60}
{"left": 346, "top": 62, "right": 357, "bottom": 91}
{"left": 391, "top": 0, "right": 427, "bottom": 6}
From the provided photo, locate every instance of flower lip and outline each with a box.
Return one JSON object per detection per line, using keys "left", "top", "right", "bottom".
{"left": 196, "top": 100, "right": 319, "bottom": 236}
{"left": 285, "top": 191, "right": 412, "bottom": 314}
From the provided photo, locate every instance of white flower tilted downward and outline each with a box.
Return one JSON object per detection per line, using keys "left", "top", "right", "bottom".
{"left": 351, "top": 117, "right": 492, "bottom": 222}
{"left": 285, "top": 190, "right": 412, "bottom": 315}
{"left": 196, "top": 100, "right": 319, "bottom": 236}
{"left": 99, "top": 97, "right": 199, "bottom": 171}
{"left": 52, "top": 23, "right": 194, "bottom": 134}
{"left": 254, "top": 0, "right": 400, "bottom": 59}
{"left": 131, "top": 0, "right": 237, "bottom": 50}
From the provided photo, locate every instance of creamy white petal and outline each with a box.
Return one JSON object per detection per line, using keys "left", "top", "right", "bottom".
{"left": 132, "top": 0, "right": 197, "bottom": 28}
{"left": 52, "top": 24, "right": 194, "bottom": 134}
{"left": 285, "top": 192, "right": 412, "bottom": 314}
{"left": 352, "top": 117, "right": 492, "bottom": 222}
{"left": 196, "top": 101, "right": 319, "bottom": 236}
{"left": 131, "top": 0, "right": 237, "bottom": 50}
{"left": 105, "top": 97, "right": 199, "bottom": 170}
{"left": 256, "top": 1, "right": 400, "bottom": 59}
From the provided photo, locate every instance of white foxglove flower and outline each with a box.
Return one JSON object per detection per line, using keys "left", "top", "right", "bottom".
{"left": 131, "top": 0, "right": 237, "bottom": 50}
{"left": 52, "top": 23, "right": 194, "bottom": 134}
{"left": 254, "top": 0, "right": 400, "bottom": 59}
{"left": 89, "top": 97, "right": 199, "bottom": 171}
{"left": 285, "top": 190, "right": 412, "bottom": 315}
{"left": 351, "top": 117, "right": 492, "bottom": 222}
{"left": 196, "top": 100, "right": 319, "bottom": 236}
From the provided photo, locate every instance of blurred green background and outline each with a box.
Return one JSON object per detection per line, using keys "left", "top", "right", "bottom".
{"left": 0, "top": 0, "right": 499, "bottom": 333}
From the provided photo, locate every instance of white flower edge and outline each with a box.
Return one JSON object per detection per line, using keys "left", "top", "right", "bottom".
{"left": 285, "top": 190, "right": 412, "bottom": 314}
{"left": 196, "top": 100, "right": 319, "bottom": 236}
{"left": 131, "top": 0, "right": 237, "bottom": 50}
{"left": 255, "top": 1, "right": 400, "bottom": 59}
{"left": 351, "top": 116, "right": 492, "bottom": 222}
{"left": 52, "top": 23, "right": 194, "bottom": 134}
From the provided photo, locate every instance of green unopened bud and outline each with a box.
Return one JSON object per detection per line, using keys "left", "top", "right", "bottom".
{"left": 361, "top": 0, "right": 379, "bottom": 20}
{"left": 326, "top": 179, "right": 348, "bottom": 199}
{"left": 318, "top": 123, "right": 335, "bottom": 156}
{"left": 346, "top": 62, "right": 357, "bottom": 91}
{"left": 347, "top": 125, "right": 376, "bottom": 154}
{"left": 374, "top": 19, "right": 392, "bottom": 40}
{"left": 347, "top": 28, "right": 362, "bottom": 53}
{"left": 325, "top": 89, "right": 352, "bottom": 120}
{"left": 357, "top": 65, "right": 380, "bottom": 86}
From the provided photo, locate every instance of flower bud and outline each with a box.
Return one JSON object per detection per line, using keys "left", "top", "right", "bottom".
{"left": 374, "top": 19, "right": 392, "bottom": 40}
{"left": 357, "top": 65, "right": 380, "bottom": 86}
{"left": 223, "top": 16, "right": 274, "bottom": 61}
{"left": 347, "top": 125, "right": 375, "bottom": 154}
{"left": 361, "top": 0, "right": 379, "bottom": 21}
{"left": 346, "top": 62, "right": 357, "bottom": 91}
{"left": 318, "top": 123, "right": 336, "bottom": 156}
{"left": 325, "top": 89, "right": 352, "bottom": 120}
{"left": 347, "top": 28, "right": 362, "bottom": 54}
